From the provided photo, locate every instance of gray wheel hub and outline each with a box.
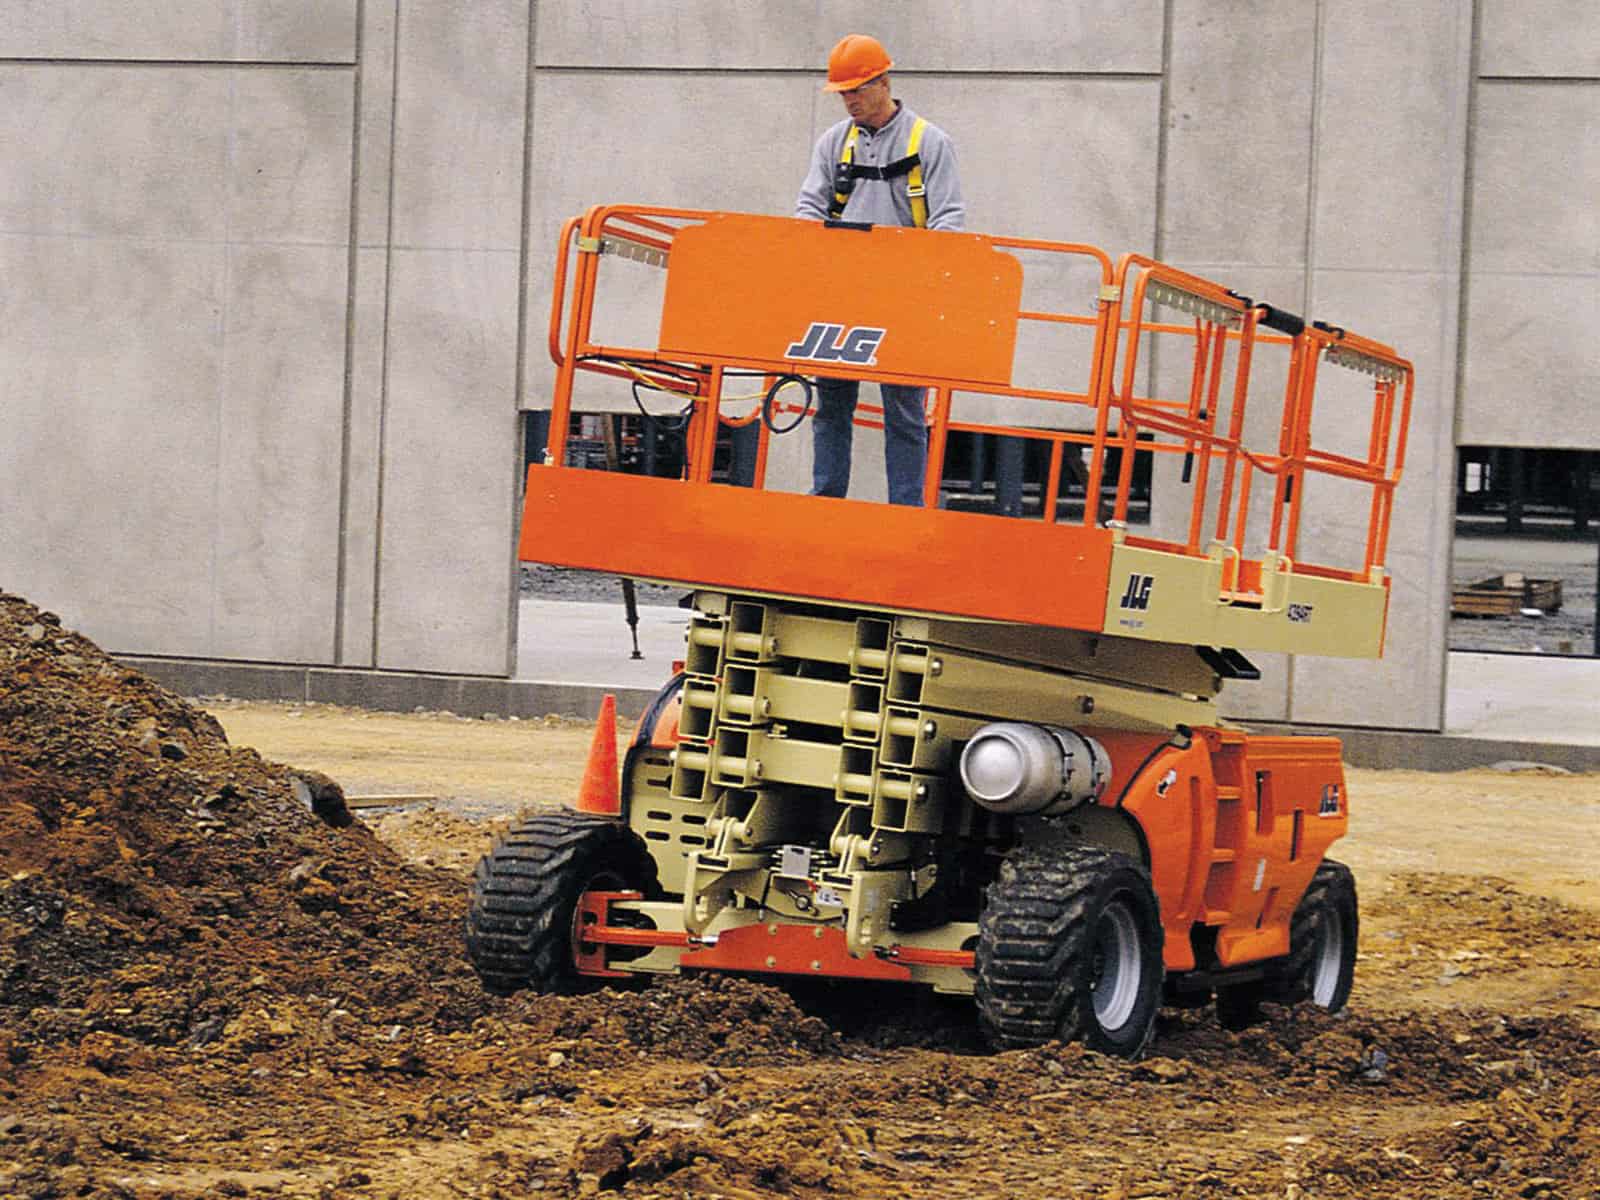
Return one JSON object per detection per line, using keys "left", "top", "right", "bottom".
{"left": 1310, "top": 909, "right": 1346, "bottom": 1008}
{"left": 1090, "top": 899, "right": 1143, "bottom": 1030}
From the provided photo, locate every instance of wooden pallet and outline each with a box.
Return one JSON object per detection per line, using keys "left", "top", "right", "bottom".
{"left": 1451, "top": 573, "right": 1563, "bottom": 618}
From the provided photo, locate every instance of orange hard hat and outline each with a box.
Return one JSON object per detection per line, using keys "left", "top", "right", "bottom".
{"left": 824, "top": 34, "right": 892, "bottom": 92}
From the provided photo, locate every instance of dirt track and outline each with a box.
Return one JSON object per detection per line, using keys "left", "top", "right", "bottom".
{"left": 2, "top": 592, "right": 1598, "bottom": 1199}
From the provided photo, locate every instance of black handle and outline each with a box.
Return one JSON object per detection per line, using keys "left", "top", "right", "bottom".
{"left": 1195, "top": 645, "right": 1261, "bottom": 681}
{"left": 1255, "top": 303, "right": 1305, "bottom": 337}
{"left": 823, "top": 218, "right": 874, "bottom": 231}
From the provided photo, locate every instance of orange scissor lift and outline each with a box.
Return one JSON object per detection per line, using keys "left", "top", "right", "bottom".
{"left": 467, "top": 205, "right": 1414, "bottom": 1055}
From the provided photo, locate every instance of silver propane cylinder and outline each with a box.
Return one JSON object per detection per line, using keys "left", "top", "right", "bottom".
{"left": 958, "top": 722, "right": 1112, "bottom": 816}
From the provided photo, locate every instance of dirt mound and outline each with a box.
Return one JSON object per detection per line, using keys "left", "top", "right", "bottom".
{"left": 0, "top": 593, "right": 490, "bottom": 1052}
{"left": 0, "top": 592, "right": 846, "bottom": 1065}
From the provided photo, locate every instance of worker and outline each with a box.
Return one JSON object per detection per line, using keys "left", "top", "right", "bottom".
{"left": 795, "top": 33, "right": 966, "bottom": 506}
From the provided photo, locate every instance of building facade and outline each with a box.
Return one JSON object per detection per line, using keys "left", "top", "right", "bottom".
{"left": 2, "top": 1, "right": 1594, "bottom": 729}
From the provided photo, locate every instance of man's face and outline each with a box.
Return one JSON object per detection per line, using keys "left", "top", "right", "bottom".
{"left": 839, "top": 74, "right": 894, "bottom": 128}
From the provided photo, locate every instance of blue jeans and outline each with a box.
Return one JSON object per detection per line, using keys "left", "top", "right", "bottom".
{"left": 809, "top": 378, "right": 928, "bottom": 506}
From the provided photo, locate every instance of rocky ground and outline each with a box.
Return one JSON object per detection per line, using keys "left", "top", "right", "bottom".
{"left": 2, "top": 590, "right": 1598, "bottom": 1199}
{"left": 521, "top": 565, "right": 685, "bottom": 609}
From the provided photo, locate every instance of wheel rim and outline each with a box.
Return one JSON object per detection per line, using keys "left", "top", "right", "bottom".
{"left": 1089, "top": 898, "right": 1143, "bottom": 1031}
{"left": 1309, "top": 906, "right": 1345, "bottom": 1007}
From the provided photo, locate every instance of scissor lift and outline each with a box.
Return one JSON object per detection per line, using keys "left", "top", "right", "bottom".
{"left": 468, "top": 205, "right": 1414, "bottom": 1055}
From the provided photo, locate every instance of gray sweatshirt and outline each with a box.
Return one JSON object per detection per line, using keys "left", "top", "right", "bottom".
{"left": 795, "top": 103, "right": 966, "bottom": 232}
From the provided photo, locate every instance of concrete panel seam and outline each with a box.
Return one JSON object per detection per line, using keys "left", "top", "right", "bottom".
{"left": 1151, "top": 0, "right": 1174, "bottom": 261}
{"left": 380, "top": 243, "right": 525, "bottom": 255}
{"left": 1453, "top": 0, "right": 1485, "bottom": 484}
{"left": 205, "top": 71, "right": 239, "bottom": 657}
{"left": 1440, "top": 0, "right": 1484, "bottom": 734}
{"left": 0, "top": 58, "right": 354, "bottom": 70}
{"left": 370, "top": 0, "right": 403, "bottom": 666}
{"left": 1479, "top": 74, "right": 1600, "bottom": 84}
{"left": 1144, "top": 0, "right": 1175, "bottom": 431}
{"left": 0, "top": 230, "right": 356, "bottom": 250}
{"left": 335, "top": 0, "right": 371, "bottom": 663}
{"left": 529, "top": 65, "right": 1163, "bottom": 81}
{"left": 1286, "top": 0, "right": 1330, "bottom": 723}
{"left": 1464, "top": 266, "right": 1600, "bottom": 279}
{"left": 510, "top": 0, "right": 540, "bottom": 678}
{"left": 1157, "top": 263, "right": 1469, "bottom": 280}
{"left": 1300, "top": 0, "right": 1327, "bottom": 319}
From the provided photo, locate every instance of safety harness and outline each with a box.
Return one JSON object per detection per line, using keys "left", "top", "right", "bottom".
{"left": 828, "top": 116, "right": 929, "bottom": 227}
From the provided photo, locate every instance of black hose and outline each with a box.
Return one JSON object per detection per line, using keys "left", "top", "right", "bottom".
{"left": 631, "top": 377, "right": 694, "bottom": 432}
{"left": 762, "top": 374, "right": 815, "bottom": 435}
{"left": 1114, "top": 725, "right": 1194, "bottom": 809}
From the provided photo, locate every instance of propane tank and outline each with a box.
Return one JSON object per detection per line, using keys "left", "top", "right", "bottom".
{"left": 958, "top": 722, "right": 1111, "bottom": 816}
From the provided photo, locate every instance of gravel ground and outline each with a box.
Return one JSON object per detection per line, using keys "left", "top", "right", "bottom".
{"left": 520, "top": 563, "right": 686, "bottom": 608}
{"left": 7, "top": 594, "right": 1599, "bottom": 1199}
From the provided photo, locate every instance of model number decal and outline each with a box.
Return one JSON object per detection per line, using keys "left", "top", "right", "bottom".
{"left": 784, "top": 322, "right": 885, "bottom": 365}
{"left": 1119, "top": 573, "right": 1154, "bottom": 611}
{"left": 1287, "top": 603, "right": 1315, "bottom": 623}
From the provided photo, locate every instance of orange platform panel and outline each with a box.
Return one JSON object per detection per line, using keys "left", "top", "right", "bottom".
{"left": 658, "top": 213, "right": 1023, "bottom": 388}
{"left": 520, "top": 467, "right": 1116, "bottom": 631}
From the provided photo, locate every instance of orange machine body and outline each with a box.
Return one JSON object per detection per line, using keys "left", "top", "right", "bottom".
{"left": 1091, "top": 729, "right": 1347, "bottom": 972}
{"left": 520, "top": 203, "right": 1406, "bottom": 998}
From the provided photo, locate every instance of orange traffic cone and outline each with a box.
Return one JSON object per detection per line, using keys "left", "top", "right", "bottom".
{"left": 575, "top": 693, "right": 621, "bottom": 815}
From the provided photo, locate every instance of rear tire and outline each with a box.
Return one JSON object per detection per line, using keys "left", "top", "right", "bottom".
{"left": 1277, "top": 858, "right": 1358, "bottom": 1012}
{"left": 976, "top": 844, "right": 1165, "bottom": 1057}
{"left": 465, "top": 808, "right": 659, "bottom": 994}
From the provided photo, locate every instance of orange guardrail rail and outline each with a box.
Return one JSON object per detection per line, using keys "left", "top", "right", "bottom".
{"left": 527, "top": 203, "right": 1413, "bottom": 654}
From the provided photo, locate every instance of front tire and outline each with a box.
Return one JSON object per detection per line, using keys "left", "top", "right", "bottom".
{"left": 465, "top": 808, "right": 659, "bottom": 994}
{"left": 1278, "top": 858, "right": 1358, "bottom": 1012}
{"left": 976, "top": 844, "right": 1165, "bottom": 1057}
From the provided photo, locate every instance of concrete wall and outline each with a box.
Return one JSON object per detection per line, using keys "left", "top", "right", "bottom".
{"left": 0, "top": 0, "right": 520, "bottom": 677}
{"left": 2, "top": 2, "right": 1593, "bottom": 730}
{"left": 1460, "top": 1, "right": 1600, "bottom": 449}
{"left": 0, "top": 5, "right": 360, "bottom": 665}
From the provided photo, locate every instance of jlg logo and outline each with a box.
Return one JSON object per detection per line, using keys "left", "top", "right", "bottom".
{"left": 1119, "top": 573, "right": 1154, "bottom": 611}
{"left": 1318, "top": 783, "right": 1341, "bottom": 817}
{"left": 784, "top": 322, "right": 886, "bottom": 365}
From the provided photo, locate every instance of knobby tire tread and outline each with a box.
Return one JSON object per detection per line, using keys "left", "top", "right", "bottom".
{"left": 465, "top": 808, "right": 659, "bottom": 994}
{"left": 976, "top": 844, "right": 1163, "bottom": 1057}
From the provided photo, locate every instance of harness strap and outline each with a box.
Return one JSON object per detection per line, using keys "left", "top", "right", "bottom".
{"left": 843, "top": 153, "right": 921, "bottom": 182}
{"left": 827, "top": 117, "right": 931, "bottom": 227}
{"left": 828, "top": 125, "right": 862, "bottom": 220}
{"left": 906, "top": 117, "right": 928, "bottom": 228}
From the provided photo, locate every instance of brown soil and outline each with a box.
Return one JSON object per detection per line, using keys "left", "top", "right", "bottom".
{"left": 2, "top": 591, "right": 1598, "bottom": 1199}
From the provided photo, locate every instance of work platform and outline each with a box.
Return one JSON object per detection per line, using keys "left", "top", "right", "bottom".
{"left": 527, "top": 205, "right": 1414, "bottom": 662}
